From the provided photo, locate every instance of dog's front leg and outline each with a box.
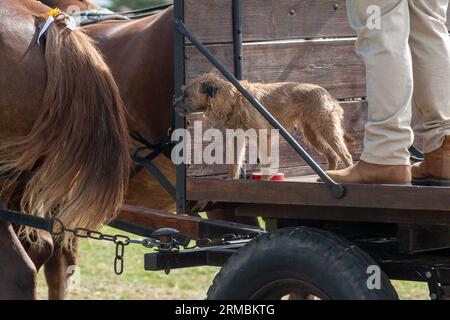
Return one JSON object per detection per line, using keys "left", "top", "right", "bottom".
{"left": 227, "top": 136, "right": 246, "bottom": 179}
{"left": 259, "top": 134, "right": 272, "bottom": 181}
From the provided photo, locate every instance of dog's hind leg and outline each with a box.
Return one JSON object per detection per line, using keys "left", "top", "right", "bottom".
{"left": 312, "top": 112, "right": 353, "bottom": 169}
{"left": 302, "top": 124, "right": 340, "bottom": 170}
{"left": 320, "top": 117, "right": 353, "bottom": 168}
{"left": 326, "top": 134, "right": 353, "bottom": 168}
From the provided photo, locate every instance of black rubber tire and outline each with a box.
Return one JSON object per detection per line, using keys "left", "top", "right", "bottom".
{"left": 207, "top": 227, "right": 398, "bottom": 300}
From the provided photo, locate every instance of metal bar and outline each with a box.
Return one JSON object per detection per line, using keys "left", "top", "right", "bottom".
{"left": 173, "top": 0, "right": 188, "bottom": 213}
{"left": 144, "top": 243, "right": 245, "bottom": 271}
{"left": 140, "top": 159, "right": 176, "bottom": 200}
{"left": 109, "top": 219, "right": 156, "bottom": 237}
{"left": 109, "top": 219, "right": 191, "bottom": 246}
{"left": 174, "top": 18, "right": 345, "bottom": 199}
{"left": 232, "top": 0, "right": 243, "bottom": 80}
{"left": 118, "top": 3, "right": 173, "bottom": 16}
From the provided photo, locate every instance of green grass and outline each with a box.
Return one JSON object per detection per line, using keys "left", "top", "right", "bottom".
{"left": 37, "top": 227, "right": 429, "bottom": 300}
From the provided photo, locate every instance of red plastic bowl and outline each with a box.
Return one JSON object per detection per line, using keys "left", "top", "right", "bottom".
{"left": 251, "top": 172, "right": 285, "bottom": 181}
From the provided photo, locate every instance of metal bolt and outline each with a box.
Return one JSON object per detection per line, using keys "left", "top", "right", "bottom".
{"left": 426, "top": 271, "right": 432, "bottom": 279}
{"left": 289, "top": 9, "right": 295, "bottom": 16}
{"left": 333, "top": 3, "right": 339, "bottom": 10}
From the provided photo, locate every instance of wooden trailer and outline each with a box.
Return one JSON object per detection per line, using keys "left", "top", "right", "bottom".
{"left": 142, "top": 0, "right": 450, "bottom": 300}
{"left": 2, "top": 0, "right": 450, "bottom": 300}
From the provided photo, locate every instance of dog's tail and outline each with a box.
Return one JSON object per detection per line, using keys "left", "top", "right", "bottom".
{"left": 335, "top": 100, "right": 355, "bottom": 144}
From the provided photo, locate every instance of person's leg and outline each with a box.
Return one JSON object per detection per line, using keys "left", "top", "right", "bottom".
{"left": 410, "top": 0, "right": 450, "bottom": 152}
{"left": 326, "top": 0, "right": 413, "bottom": 184}
{"left": 409, "top": 0, "right": 450, "bottom": 185}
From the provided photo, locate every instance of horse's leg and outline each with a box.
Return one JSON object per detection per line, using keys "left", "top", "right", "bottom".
{"left": 44, "top": 237, "right": 78, "bottom": 300}
{"left": 25, "top": 231, "right": 54, "bottom": 273}
{"left": 0, "top": 203, "right": 38, "bottom": 299}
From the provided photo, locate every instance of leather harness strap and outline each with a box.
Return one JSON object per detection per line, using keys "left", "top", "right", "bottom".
{"left": 130, "top": 131, "right": 177, "bottom": 200}
{"left": 0, "top": 208, "right": 54, "bottom": 233}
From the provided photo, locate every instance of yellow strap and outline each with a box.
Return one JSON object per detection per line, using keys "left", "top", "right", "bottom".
{"left": 47, "top": 8, "right": 62, "bottom": 18}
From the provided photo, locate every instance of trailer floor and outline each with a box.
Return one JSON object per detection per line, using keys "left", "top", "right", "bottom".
{"left": 187, "top": 175, "right": 450, "bottom": 225}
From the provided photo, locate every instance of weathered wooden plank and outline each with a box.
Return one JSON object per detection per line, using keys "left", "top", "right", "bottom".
{"left": 185, "top": 0, "right": 354, "bottom": 43}
{"left": 185, "top": 0, "right": 450, "bottom": 43}
{"left": 185, "top": 40, "right": 366, "bottom": 99}
{"left": 236, "top": 204, "right": 450, "bottom": 226}
{"left": 186, "top": 177, "right": 450, "bottom": 212}
{"left": 184, "top": 0, "right": 233, "bottom": 44}
{"left": 117, "top": 205, "right": 262, "bottom": 239}
{"left": 118, "top": 205, "right": 199, "bottom": 237}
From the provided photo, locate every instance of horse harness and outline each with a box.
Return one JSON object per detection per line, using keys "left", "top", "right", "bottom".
{"left": 71, "top": 4, "right": 172, "bottom": 26}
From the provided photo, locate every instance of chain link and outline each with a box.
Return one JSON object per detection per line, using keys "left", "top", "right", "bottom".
{"left": 52, "top": 219, "right": 165, "bottom": 275}
{"left": 51, "top": 219, "right": 260, "bottom": 275}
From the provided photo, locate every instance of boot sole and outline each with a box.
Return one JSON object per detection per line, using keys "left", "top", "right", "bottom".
{"left": 412, "top": 178, "right": 450, "bottom": 187}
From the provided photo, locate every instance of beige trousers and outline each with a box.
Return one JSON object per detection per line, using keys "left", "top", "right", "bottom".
{"left": 347, "top": 0, "right": 450, "bottom": 165}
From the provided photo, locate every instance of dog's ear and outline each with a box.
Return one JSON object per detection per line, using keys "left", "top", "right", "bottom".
{"left": 201, "top": 83, "right": 218, "bottom": 98}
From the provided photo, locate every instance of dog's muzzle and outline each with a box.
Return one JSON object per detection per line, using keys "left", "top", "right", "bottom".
{"left": 174, "top": 97, "right": 193, "bottom": 117}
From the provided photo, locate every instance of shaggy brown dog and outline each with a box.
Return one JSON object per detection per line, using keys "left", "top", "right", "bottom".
{"left": 178, "top": 72, "right": 353, "bottom": 179}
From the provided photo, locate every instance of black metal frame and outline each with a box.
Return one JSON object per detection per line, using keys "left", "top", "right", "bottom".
{"left": 144, "top": 241, "right": 450, "bottom": 300}
{"left": 232, "top": 0, "right": 243, "bottom": 80}
{"left": 173, "top": 0, "right": 187, "bottom": 215}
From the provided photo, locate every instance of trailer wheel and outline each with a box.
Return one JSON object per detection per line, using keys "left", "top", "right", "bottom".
{"left": 207, "top": 227, "right": 398, "bottom": 300}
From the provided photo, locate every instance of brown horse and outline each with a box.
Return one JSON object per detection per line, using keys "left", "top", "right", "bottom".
{"left": 17, "top": 0, "right": 178, "bottom": 300}
{"left": 28, "top": 0, "right": 256, "bottom": 300}
{"left": 0, "top": 0, "right": 130, "bottom": 299}
{"left": 41, "top": 0, "right": 98, "bottom": 10}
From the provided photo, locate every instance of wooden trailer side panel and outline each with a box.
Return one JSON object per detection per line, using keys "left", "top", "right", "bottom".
{"left": 185, "top": 0, "right": 450, "bottom": 43}
{"left": 185, "top": 40, "right": 366, "bottom": 99}
{"left": 182, "top": 0, "right": 443, "bottom": 178}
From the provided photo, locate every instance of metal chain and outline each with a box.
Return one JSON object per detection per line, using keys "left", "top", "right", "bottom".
{"left": 52, "top": 219, "right": 164, "bottom": 275}
{"left": 51, "top": 219, "right": 260, "bottom": 275}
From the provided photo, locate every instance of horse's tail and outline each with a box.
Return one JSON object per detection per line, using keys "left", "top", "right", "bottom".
{"left": 0, "top": 18, "right": 130, "bottom": 238}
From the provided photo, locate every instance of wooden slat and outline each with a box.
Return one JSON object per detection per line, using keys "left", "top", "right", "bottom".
{"left": 117, "top": 205, "right": 262, "bottom": 239}
{"left": 186, "top": 101, "right": 366, "bottom": 177}
{"left": 185, "top": 0, "right": 354, "bottom": 43}
{"left": 185, "top": 0, "right": 450, "bottom": 43}
{"left": 118, "top": 205, "right": 199, "bottom": 237}
{"left": 187, "top": 177, "right": 450, "bottom": 212}
{"left": 186, "top": 40, "right": 366, "bottom": 99}
{"left": 236, "top": 204, "right": 450, "bottom": 226}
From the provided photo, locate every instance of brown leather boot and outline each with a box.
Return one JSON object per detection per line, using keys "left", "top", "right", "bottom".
{"left": 412, "top": 136, "right": 450, "bottom": 186}
{"left": 323, "top": 161, "right": 411, "bottom": 185}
